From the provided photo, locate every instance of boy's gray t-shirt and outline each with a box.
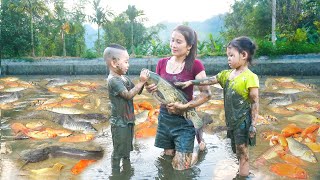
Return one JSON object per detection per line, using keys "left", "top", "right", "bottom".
{"left": 107, "top": 75, "right": 135, "bottom": 127}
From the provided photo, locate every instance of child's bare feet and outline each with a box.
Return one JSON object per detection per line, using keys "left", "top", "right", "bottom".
{"left": 199, "top": 141, "right": 206, "bottom": 151}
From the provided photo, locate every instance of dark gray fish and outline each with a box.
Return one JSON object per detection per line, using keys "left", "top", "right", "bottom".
{"left": 70, "top": 113, "right": 109, "bottom": 124}
{"left": 0, "top": 92, "right": 20, "bottom": 104}
{"left": 268, "top": 94, "right": 297, "bottom": 107}
{"left": 45, "top": 78, "right": 68, "bottom": 87}
{"left": 56, "top": 114, "right": 97, "bottom": 133}
{"left": 21, "top": 146, "right": 104, "bottom": 164}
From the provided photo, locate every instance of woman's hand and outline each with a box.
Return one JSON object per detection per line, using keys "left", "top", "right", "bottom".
{"left": 145, "top": 83, "right": 157, "bottom": 93}
{"left": 174, "top": 80, "right": 192, "bottom": 89}
{"left": 166, "top": 102, "right": 188, "bottom": 115}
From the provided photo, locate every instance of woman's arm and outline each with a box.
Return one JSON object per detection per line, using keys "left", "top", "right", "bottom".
{"left": 167, "top": 71, "right": 212, "bottom": 114}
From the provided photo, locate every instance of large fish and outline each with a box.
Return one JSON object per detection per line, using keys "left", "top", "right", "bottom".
{"left": 145, "top": 70, "right": 203, "bottom": 129}
{"left": 0, "top": 92, "right": 20, "bottom": 104}
{"left": 55, "top": 114, "right": 97, "bottom": 133}
{"left": 286, "top": 137, "right": 318, "bottom": 163}
{"left": 268, "top": 94, "right": 295, "bottom": 107}
{"left": 21, "top": 146, "right": 104, "bottom": 168}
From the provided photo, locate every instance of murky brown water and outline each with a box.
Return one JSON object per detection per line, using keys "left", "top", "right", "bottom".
{"left": 0, "top": 75, "right": 319, "bottom": 180}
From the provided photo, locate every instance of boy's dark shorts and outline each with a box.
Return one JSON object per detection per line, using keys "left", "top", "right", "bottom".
{"left": 227, "top": 116, "right": 251, "bottom": 153}
{"left": 155, "top": 108, "right": 195, "bottom": 153}
{"left": 111, "top": 123, "right": 134, "bottom": 159}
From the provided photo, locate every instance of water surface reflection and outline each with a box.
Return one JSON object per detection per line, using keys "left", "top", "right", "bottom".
{"left": 0, "top": 75, "right": 319, "bottom": 180}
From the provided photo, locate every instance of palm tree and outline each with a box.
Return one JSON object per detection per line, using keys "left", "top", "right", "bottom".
{"left": 53, "top": 0, "right": 69, "bottom": 57}
{"left": 10, "top": 0, "right": 48, "bottom": 57}
{"left": 272, "top": 0, "right": 276, "bottom": 45}
{"left": 125, "top": 5, "right": 145, "bottom": 56}
{"left": 89, "top": 0, "right": 113, "bottom": 56}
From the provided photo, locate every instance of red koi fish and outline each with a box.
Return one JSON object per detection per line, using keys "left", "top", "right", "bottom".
{"left": 71, "top": 159, "right": 97, "bottom": 175}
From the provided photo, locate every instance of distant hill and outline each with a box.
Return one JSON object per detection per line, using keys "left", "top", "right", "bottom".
{"left": 84, "top": 24, "right": 98, "bottom": 50}
{"left": 84, "top": 14, "right": 225, "bottom": 49}
{"left": 158, "top": 14, "right": 226, "bottom": 42}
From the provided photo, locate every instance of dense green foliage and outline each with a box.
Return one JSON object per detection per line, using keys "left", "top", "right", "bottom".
{"left": 223, "top": 0, "right": 320, "bottom": 56}
{"left": 0, "top": 0, "right": 319, "bottom": 59}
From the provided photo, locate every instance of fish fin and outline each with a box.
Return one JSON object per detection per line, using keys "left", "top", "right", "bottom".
{"left": 19, "top": 161, "right": 29, "bottom": 170}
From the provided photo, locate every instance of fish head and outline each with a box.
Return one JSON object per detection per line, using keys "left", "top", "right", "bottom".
{"left": 303, "top": 151, "right": 318, "bottom": 163}
{"left": 83, "top": 125, "right": 97, "bottom": 134}
{"left": 145, "top": 71, "right": 160, "bottom": 85}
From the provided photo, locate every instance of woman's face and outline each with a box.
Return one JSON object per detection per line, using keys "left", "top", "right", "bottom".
{"left": 170, "top": 31, "right": 191, "bottom": 59}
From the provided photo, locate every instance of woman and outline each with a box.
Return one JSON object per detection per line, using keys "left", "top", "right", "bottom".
{"left": 146, "top": 25, "right": 211, "bottom": 170}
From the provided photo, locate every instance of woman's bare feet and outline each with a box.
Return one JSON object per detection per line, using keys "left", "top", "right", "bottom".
{"left": 199, "top": 141, "right": 206, "bottom": 151}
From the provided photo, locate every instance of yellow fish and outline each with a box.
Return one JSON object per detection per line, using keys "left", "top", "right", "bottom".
{"left": 287, "top": 114, "right": 319, "bottom": 124}
{"left": 30, "top": 163, "right": 64, "bottom": 180}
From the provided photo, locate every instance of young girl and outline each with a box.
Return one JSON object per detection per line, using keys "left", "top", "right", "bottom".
{"left": 175, "top": 36, "right": 259, "bottom": 178}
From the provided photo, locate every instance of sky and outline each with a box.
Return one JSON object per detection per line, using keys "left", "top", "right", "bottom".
{"left": 70, "top": 0, "right": 233, "bottom": 27}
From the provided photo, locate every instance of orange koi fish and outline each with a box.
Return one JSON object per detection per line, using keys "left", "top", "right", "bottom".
{"left": 135, "top": 127, "right": 157, "bottom": 138}
{"left": 71, "top": 159, "right": 97, "bottom": 175}
{"left": 269, "top": 163, "right": 308, "bottom": 179}
{"left": 26, "top": 130, "right": 57, "bottom": 140}
{"left": 11, "top": 123, "right": 29, "bottom": 134}
{"left": 277, "top": 151, "right": 306, "bottom": 166}
{"left": 45, "top": 127, "right": 73, "bottom": 137}
{"left": 138, "top": 101, "right": 153, "bottom": 110}
{"left": 301, "top": 124, "right": 319, "bottom": 138}
{"left": 281, "top": 124, "right": 303, "bottom": 137}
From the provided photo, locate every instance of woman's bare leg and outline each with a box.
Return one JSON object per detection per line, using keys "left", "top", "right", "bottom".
{"left": 163, "top": 149, "right": 175, "bottom": 156}
{"left": 172, "top": 151, "right": 193, "bottom": 170}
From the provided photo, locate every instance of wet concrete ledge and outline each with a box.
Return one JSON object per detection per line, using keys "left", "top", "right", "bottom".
{"left": 0, "top": 54, "right": 320, "bottom": 76}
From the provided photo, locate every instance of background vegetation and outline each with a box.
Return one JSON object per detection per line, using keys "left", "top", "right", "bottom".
{"left": 0, "top": 0, "right": 319, "bottom": 59}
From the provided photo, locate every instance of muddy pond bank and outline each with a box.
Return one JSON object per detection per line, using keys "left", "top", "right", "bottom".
{"left": 1, "top": 54, "right": 320, "bottom": 76}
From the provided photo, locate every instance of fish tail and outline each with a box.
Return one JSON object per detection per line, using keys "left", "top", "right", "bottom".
{"left": 19, "top": 161, "right": 29, "bottom": 170}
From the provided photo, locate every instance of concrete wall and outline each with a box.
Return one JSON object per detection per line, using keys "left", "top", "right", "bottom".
{"left": 1, "top": 55, "right": 320, "bottom": 76}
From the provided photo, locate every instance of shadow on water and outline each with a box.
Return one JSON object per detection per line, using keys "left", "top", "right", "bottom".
{"left": 0, "top": 75, "right": 319, "bottom": 180}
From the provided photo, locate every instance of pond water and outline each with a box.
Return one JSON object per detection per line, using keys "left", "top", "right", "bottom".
{"left": 0, "top": 75, "right": 319, "bottom": 180}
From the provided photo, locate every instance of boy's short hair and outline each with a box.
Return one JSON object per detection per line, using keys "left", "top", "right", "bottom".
{"left": 107, "top": 43, "right": 126, "bottom": 51}
{"left": 104, "top": 43, "right": 127, "bottom": 66}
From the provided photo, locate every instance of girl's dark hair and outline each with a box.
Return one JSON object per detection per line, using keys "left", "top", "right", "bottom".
{"left": 227, "top": 36, "right": 257, "bottom": 65}
{"left": 173, "top": 25, "right": 198, "bottom": 71}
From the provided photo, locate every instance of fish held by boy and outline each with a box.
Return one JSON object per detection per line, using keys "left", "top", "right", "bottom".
{"left": 145, "top": 70, "right": 204, "bottom": 129}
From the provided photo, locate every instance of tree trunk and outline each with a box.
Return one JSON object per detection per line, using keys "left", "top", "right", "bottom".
{"left": 131, "top": 22, "right": 134, "bottom": 56}
{"left": 97, "top": 24, "right": 100, "bottom": 56}
{"left": 272, "top": 0, "right": 276, "bottom": 45}
{"left": 62, "top": 31, "right": 66, "bottom": 56}
{"left": 28, "top": 0, "right": 35, "bottom": 57}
